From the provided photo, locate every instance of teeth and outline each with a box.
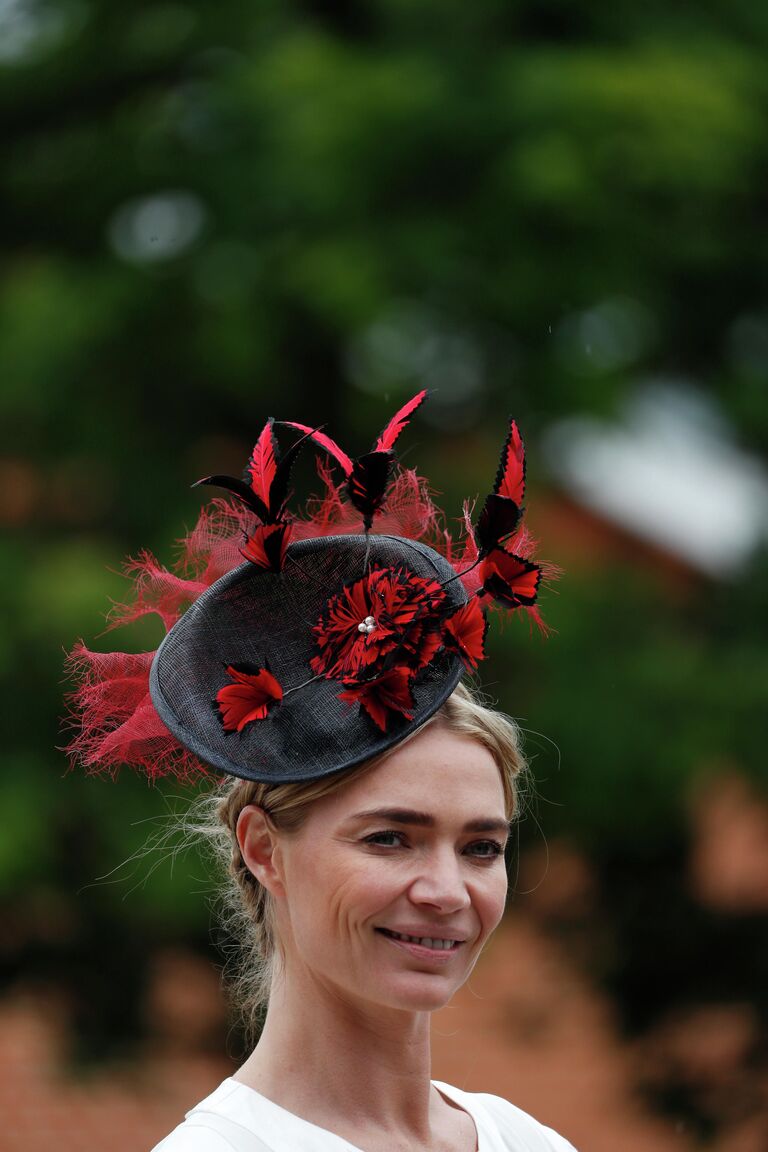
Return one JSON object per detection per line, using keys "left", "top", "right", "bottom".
{"left": 387, "top": 930, "right": 457, "bottom": 950}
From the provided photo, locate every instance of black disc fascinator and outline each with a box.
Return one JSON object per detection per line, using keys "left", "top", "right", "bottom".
{"left": 65, "top": 392, "right": 550, "bottom": 785}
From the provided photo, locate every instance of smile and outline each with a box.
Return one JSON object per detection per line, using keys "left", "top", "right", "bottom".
{"left": 376, "top": 928, "right": 463, "bottom": 951}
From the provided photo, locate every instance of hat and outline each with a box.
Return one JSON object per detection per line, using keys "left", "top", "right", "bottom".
{"left": 64, "top": 393, "right": 547, "bottom": 785}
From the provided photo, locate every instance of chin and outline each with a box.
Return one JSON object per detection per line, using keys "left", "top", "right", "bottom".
{"left": 368, "top": 973, "right": 465, "bottom": 1013}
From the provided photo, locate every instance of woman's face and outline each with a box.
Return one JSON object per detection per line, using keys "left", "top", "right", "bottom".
{"left": 268, "top": 723, "right": 510, "bottom": 1014}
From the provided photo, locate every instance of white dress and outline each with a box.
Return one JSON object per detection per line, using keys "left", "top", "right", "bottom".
{"left": 152, "top": 1077, "right": 578, "bottom": 1152}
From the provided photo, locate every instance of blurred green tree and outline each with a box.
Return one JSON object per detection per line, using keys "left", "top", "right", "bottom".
{"left": 1, "top": 2, "right": 766, "bottom": 1133}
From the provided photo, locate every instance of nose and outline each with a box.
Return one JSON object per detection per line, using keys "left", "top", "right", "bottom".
{"left": 407, "top": 845, "right": 471, "bottom": 914}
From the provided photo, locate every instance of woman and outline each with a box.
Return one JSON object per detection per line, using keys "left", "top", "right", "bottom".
{"left": 66, "top": 395, "right": 575, "bottom": 1151}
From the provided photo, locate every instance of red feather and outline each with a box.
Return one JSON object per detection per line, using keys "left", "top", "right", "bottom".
{"left": 494, "top": 419, "right": 526, "bottom": 506}
{"left": 480, "top": 547, "right": 541, "bottom": 608}
{"left": 240, "top": 522, "right": 293, "bottom": 571}
{"left": 373, "top": 389, "right": 429, "bottom": 452}
{"left": 408, "top": 623, "right": 444, "bottom": 670}
{"left": 247, "top": 420, "right": 279, "bottom": 511}
{"left": 216, "top": 665, "right": 283, "bottom": 732}
{"left": 284, "top": 421, "right": 354, "bottom": 476}
{"left": 443, "top": 599, "right": 488, "bottom": 669}
{"left": 295, "top": 463, "right": 439, "bottom": 544}
{"left": 348, "top": 452, "right": 393, "bottom": 528}
{"left": 338, "top": 667, "right": 415, "bottom": 732}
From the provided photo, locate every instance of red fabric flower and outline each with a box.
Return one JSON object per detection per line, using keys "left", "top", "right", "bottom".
{"left": 442, "top": 599, "right": 488, "bottom": 669}
{"left": 240, "top": 521, "right": 293, "bottom": 571}
{"left": 311, "top": 566, "right": 446, "bottom": 680}
{"left": 402, "top": 618, "right": 444, "bottom": 670}
{"left": 216, "top": 665, "right": 283, "bottom": 732}
{"left": 338, "top": 667, "right": 416, "bottom": 732}
{"left": 479, "top": 546, "right": 541, "bottom": 608}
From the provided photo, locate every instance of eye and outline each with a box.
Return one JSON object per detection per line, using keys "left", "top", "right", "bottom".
{"left": 464, "top": 839, "right": 505, "bottom": 859}
{"left": 363, "top": 830, "right": 406, "bottom": 848}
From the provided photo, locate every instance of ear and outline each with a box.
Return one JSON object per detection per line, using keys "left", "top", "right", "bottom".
{"left": 236, "top": 805, "right": 285, "bottom": 898}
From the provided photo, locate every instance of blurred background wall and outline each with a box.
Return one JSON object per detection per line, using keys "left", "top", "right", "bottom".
{"left": 1, "top": 2, "right": 767, "bottom": 1149}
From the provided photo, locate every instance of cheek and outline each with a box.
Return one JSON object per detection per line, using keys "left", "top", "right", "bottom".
{"left": 285, "top": 851, "right": 393, "bottom": 951}
{"left": 324, "top": 860, "right": 401, "bottom": 936}
{"left": 474, "top": 866, "right": 508, "bottom": 937}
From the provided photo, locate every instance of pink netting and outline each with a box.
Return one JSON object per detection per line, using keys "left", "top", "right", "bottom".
{"left": 63, "top": 645, "right": 210, "bottom": 782}
{"left": 293, "top": 460, "right": 441, "bottom": 543}
{"left": 106, "top": 552, "right": 209, "bottom": 632}
{"left": 175, "top": 497, "right": 253, "bottom": 581}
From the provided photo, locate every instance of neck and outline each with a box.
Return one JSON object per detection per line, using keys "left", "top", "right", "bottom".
{"left": 235, "top": 961, "right": 436, "bottom": 1138}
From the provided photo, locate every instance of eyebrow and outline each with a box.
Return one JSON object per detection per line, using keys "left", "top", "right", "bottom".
{"left": 350, "top": 808, "right": 511, "bottom": 835}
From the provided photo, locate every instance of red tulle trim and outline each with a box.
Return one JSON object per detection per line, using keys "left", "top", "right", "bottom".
{"left": 293, "top": 460, "right": 440, "bottom": 544}
{"left": 106, "top": 551, "right": 209, "bottom": 632}
{"left": 63, "top": 644, "right": 210, "bottom": 782}
{"left": 433, "top": 501, "right": 482, "bottom": 595}
{"left": 176, "top": 496, "right": 255, "bottom": 583}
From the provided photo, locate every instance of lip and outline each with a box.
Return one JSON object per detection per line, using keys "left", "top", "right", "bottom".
{"left": 378, "top": 925, "right": 469, "bottom": 941}
{"left": 375, "top": 926, "right": 466, "bottom": 962}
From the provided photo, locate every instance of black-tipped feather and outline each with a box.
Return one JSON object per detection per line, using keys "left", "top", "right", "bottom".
{"left": 474, "top": 493, "right": 522, "bottom": 555}
{"left": 193, "top": 474, "right": 269, "bottom": 521}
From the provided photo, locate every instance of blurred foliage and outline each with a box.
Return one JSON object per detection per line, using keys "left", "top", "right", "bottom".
{"left": 1, "top": 0, "right": 767, "bottom": 1134}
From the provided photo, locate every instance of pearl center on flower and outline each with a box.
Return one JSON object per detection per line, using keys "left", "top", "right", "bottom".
{"left": 357, "top": 615, "right": 376, "bottom": 635}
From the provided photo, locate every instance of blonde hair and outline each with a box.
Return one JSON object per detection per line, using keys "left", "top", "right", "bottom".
{"left": 186, "top": 681, "right": 527, "bottom": 1043}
